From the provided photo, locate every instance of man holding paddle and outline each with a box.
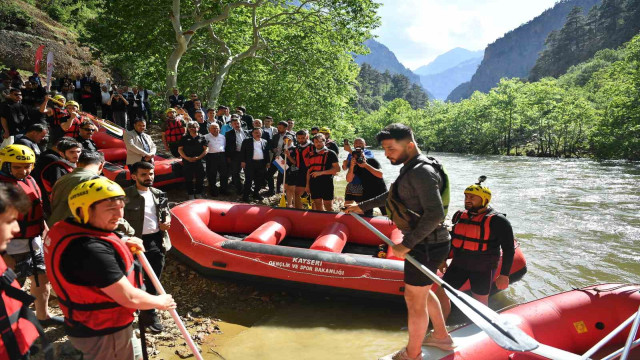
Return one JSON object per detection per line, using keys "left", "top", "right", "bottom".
{"left": 345, "top": 123, "right": 454, "bottom": 359}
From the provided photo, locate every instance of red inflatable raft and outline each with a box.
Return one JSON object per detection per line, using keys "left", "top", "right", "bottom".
{"left": 421, "top": 283, "right": 640, "bottom": 359}
{"left": 167, "top": 200, "right": 528, "bottom": 297}
{"left": 82, "top": 113, "right": 185, "bottom": 187}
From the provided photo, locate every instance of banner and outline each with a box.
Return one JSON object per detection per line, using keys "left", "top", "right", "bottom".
{"left": 272, "top": 155, "right": 288, "bottom": 174}
{"left": 45, "top": 51, "right": 54, "bottom": 91}
{"left": 34, "top": 45, "right": 45, "bottom": 73}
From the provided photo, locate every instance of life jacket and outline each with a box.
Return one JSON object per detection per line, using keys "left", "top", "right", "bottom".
{"left": 44, "top": 220, "right": 142, "bottom": 337}
{"left": 63, "top": 115, "right": 83, "bottom": 139}
{"left": 40, "top": 160, "right": 74, "bottom": 194}
{"left": 306, "top": 149, "right": 331, "bottom": 174}
{"left": 0, "top": 174, "right": 44, "bottom": 239}
{"left": 450, "top": 209, "right": 497, "bottom": 252}
{"left": 164, "top": 119, "right": 185, "bottom": 143}
{"left": 49, "top": 107, "right": 68, "bottom": 127}
{"left": 294, "top": 144, "right": 313, "bottom": 170}
{"left": 0, "top": 257, "right": 51, "bottom": 360}
{"left": 385, "top": 156, "right": 450, "bottom": 231}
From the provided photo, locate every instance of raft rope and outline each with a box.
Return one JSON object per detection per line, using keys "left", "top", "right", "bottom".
{"left": 170, "top": 205, "right": 404, "bottom": 282}
{"left": 573, "top": 283, "right": 640, "bottom": 293}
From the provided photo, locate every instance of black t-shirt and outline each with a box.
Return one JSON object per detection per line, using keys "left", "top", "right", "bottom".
{"left": 310, "top": 149, "right": 338, "bottom": 181}
{"left": 353, "top": 158, "right": 387, "bottom": 200}
{"left": 0, "top": 100, "right": 30, "bottom": 135}
{"left": 178, "top": 133, "right": 207, "bottom": 157}
{"left": 326, "top": 140, "right": 339, "bottom": 156}
{"left": 60, "top": 236, "right": 126, "bottom": 288}
{"left": 77, "top": 137, "right": 98, "bottom": 152}
{"left": 110, "top": 96, "right": 127, "bottom": 112}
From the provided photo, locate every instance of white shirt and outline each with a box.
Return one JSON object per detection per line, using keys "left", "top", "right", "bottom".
{"left": 101, "top": 91, "right": 111, "bottom": 104}
{"left": 204, "top": 133, "right": 225, "bottom": 153}
{"left": 139, "top": 189, "right": 159, "bottom": 235}
{"left": 234, "top": 129, "right": 246, "bottom": 151}
{"left": 6, "top": 236, "right": 41, "bottom": 255}
{"left": 263, "top": 126, "right": 276, "bottom": 137}
{"left": 252, "top": 139, "right": 264, "bottom": 160}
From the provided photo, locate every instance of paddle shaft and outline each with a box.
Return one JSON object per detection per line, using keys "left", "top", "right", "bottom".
{"left": 136, "top": 251, "right": 204, "bottom": 360}
{"left": 48, "top": 97, "right": 124, "bottom": 136}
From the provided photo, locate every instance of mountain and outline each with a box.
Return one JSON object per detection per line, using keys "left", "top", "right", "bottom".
{"left": 417, "top": 51, "right": 483, "bottom": 101}
{"left": 354, "top": 39, "right": 423, "bottom": 89}
{"left": 414, "top": 48, "right": 483, "bottom": 76}
{"left": 447, "top": 0, "right": 601, "bottom": 102}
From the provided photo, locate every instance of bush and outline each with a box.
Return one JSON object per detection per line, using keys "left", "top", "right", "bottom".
{"left": 0, "top": 2, "right": 33, "bottom": 31}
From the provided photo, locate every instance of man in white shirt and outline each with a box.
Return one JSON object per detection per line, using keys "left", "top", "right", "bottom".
{"left": 123, "top": 161, "right": 171, "bottom": 333}
{"left": 240, "top": 127, "right": 269, "bottom": 202}
{"left": 100, "top": 84, "right": 112, "bottom": 120}
{"left": 204, "top": 123, "right": 228, "bottom": 196}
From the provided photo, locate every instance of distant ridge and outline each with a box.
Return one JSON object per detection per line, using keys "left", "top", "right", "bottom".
{"left": 414, "top": 48, "right": 483, "bottom": 76}
{"left": 354, "top": 39, "right": 423, "bottom": 88}
{"left": 447, "top": 0, "right": 601, "bottom": 102}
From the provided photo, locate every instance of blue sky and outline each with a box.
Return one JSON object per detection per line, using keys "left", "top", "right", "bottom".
{"left": 373, "top": 0, "right": 559, "bottom": 69}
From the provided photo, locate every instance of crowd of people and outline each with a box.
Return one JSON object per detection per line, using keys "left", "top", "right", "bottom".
{"left": 0, "top": 66, "right": 516, "bottom": 360}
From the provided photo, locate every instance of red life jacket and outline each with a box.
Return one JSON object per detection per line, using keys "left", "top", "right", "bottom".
{"left": 39, "top": 160, "right": 74, "bottom": 194}
{"left": 164, "top": 119, "right": 185, "bottom": 143}
{"left": 0, "top": 257, "right": 48, "bottom": 360}
{"left": 293, "top": 144, "right": 312, "bottom": 169}
{"left": 450, "top": 209, "right": 497, "bottom": 252}
{"left": 63, "top": 116, "right": 82, "bottom": 139}
{"left": 0, "top": 174, "right": 44, "bottom": 239}
{"left": 44, "top": 220, "right": 141, "bottom": 337}
{"left": 306, "top": 149, "right": 330, "bottom": 174}
{"left": 50, "top": 107, "right": 68, "bottom": 127}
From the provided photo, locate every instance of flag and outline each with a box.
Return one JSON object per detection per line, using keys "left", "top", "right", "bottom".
{"left": 34, "top": 45, "right": 45, "bottom": 73}
{"left": 45, "top": 51, "right": 54, "bottom": 91}
{"left": 272, "top": 155, "right": 288, "bottom": 174}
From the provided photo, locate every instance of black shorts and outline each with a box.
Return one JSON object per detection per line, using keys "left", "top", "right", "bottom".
{"left": 404, "top": 241, "right": 450, "bottom": 287}
{"left": 295, "top": 171, "right": 308, "bottom": 187}
{"left": 441, "top": 261, "right": 496, "bottom": 295}
{"left": 309, "top": 176, "right": 334, "bottom": 200}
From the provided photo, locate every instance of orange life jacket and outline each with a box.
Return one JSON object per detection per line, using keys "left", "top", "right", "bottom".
{"left": 293, "top": 144, "right": 312, "bottom": 170}
{"left": 164, "top": 119, "right": 185, "bottom": 143}
{"left": 306, "top": 149, "right": 330, "bottom": 174}
{"left": 63, "top": 116, "right": 83, "bottom": 139}
{"left": 0, "top": 257, "right": 50, "bottom": 360}
{"left": 44, "top": 220, "right": 142, "bottom": 337}
{"left": 0, "top": 174, "right": 44, "bottom": 239}
{"left": 450, "top": 209, "right": 497, "bottom": 252}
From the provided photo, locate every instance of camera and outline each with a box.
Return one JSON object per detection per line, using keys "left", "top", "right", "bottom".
{"left": 352, "top": 147, "right": 365, "bottom": 164}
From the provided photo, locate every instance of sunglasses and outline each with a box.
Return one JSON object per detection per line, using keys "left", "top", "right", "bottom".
{"left": 81, "top": 128, "right": 97, "bottom": 132}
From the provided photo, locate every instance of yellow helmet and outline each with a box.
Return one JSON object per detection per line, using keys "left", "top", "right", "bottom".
{"left": 0, "top": 145, "right": 36, "bottom": 166}
{"left": 319, "top": 126, "right": 331, "bottom": 135}
{"left": 68, "top": 178, "right": 125, "bottom": 224}
{"left": 66, "top": 100, "right": 80, "bottom": 109}
{"left": 52, "top": 95, "right": 66, "bottom": 103}
{"left": 166, "top": 108, "right": 177, "bottom": 115}
{"left": 464, "top": 176, "right": 491, "bottom": 206}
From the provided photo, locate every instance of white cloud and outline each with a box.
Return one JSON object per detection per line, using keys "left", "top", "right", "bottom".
{"left": 373, "top": 0, "right": 558, "bottom": 69}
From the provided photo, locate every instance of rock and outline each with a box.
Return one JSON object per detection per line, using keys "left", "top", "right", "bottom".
{"left": 192, "top": 306, "right": 202, "bottom": 313}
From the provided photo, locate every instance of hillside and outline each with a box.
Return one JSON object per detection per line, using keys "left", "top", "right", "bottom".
{"left": 419, "top": 54, "right": 483, "bottom": 101}
{"left": 354, "top": 39, "right": 424, "bottom": 89}
{"left": 447, "top": 0, "right": 601, "bottom": 102}
{"left": 414, "top": 48, "right": 483, "bottom": 76}
{"left": 0, "top": 0, "right": 109, "bottom": 81}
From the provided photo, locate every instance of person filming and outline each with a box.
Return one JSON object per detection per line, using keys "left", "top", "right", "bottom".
{"left": 345, "top": 138, "right": 387, "bottom": 216}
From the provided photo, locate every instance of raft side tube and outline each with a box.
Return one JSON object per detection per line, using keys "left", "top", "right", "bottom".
{"left": 245, "top": 216, "right": 292, "bottom": 245}
{"left": 310, "top": 222, "right": 349, "bottom": 253}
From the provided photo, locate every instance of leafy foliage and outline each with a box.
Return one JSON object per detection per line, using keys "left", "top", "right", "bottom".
{"left": 353, "top": 63, "right": 428, "bottom": 112}
{"left": 0, "top": 2, "right": 33, "bottom": 30}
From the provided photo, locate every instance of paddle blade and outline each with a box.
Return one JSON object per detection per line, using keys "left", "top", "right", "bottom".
{"left": 443, "top": 285, "right": 539, "bottom": 352}
{"left": 279, "top": 194, "right": 287, "bottom": 208}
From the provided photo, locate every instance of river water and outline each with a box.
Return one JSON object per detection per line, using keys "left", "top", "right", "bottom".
{"left": 211, "top": 151, "right": 640, "bottom": 360}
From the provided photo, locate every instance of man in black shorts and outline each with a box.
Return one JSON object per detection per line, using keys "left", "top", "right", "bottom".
{"left": 345, "top": 123, "right": 454, "bottom": 359}
{"left": 435, "top": 178, "right": 514, "bottom": 319}
{"left": 284, "top": 130, "right": 313, "bottom": 209}
{"left": 305, "top": 133, "right": 339, "bottom": 211}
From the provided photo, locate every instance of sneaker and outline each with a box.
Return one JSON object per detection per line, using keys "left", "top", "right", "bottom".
{"left": 139, "top": 311, "right": 164, "bottom": 334}
{"left": 39, "top": 316, "right": 64, "bottom": 328}
{"left": 379, "top": 348, "right": 422, "bottom": 360}
{"left": 422, "top": 331, "right": 455, "bottom": 351}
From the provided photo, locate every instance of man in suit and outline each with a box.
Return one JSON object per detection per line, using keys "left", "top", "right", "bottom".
{"left": 235, "top": 106, "right": 253, "bottom": 130}
{"left": 124, "top": 118, "right": 156, "bottom": 167}
{"left": 168, "top": 88, "right": 185, "bottom": 108}
{"left": 266, "top": 121, "right": 295, "bottom": 195}
{"left": 240, "top": 127, "right": 270, "bottom": 202}
{"left": 224, "top": 116, "right": 248, "bottom": 194}
{"left": 252, "top": 119, "right": 271, "bottom": 142}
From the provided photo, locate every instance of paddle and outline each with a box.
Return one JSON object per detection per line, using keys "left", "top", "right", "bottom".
{"left": 348, "top": 212, "right": 539, "bottom": 352}
{"left": 48, "top": 97, "right": 125, "bottom": 137}
{"left": 132, "top": 249, "right": 204, "bottom": 360}
{"left": 278, "top": 138, "right": 292, "bottom": 208}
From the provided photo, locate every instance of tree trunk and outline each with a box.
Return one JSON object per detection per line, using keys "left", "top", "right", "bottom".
{"left": 207, "top": 57, "right": 234, "bottom": 108}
